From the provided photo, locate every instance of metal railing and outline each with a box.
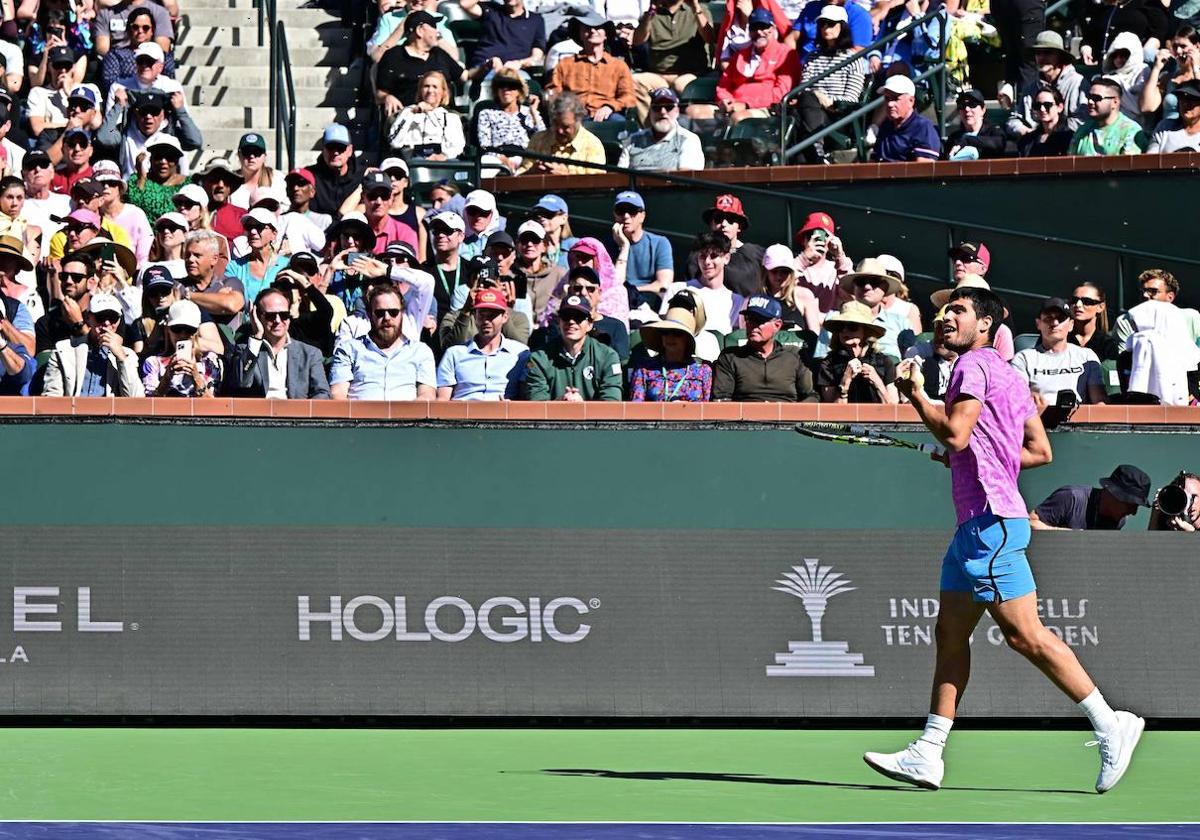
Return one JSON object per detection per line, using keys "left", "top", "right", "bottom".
{"left": 257, "top": 0, "right": 297, "bottom": 170}
{"left": 779, "top": 7, "right": 948, "bottom": 163}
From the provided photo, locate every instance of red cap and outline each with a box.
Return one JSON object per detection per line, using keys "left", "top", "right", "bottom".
{"left": 473, "top": 288, "right": 508, "bottom": 311}
{"left": 708, "top": 193, "right": 746, "bottom": 218}
{"left": 286, "top": 167, "right": 315, "bottom": 186}
{"left": 795, "top": 211, "right": 835, "bottom": 242}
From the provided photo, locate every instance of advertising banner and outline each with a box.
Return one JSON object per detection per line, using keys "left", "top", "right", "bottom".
{"left": 0, "top": 527, "right": 1192, "bottom": 717}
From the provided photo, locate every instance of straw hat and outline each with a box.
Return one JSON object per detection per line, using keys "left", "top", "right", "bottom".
{"left": 823, "top": 300, "right": 886, "bottom": 340}
{"left": 78, "top": 238, "right": 137, "bottom": 278}
{"left": 639, "top": 306, "right": 700, "bottom": 354}
{"left": 839, "top": 257, "right": 902, "bottom": 295}
{"left": 930, "top": 273, "right": 990, "bottom": 309}
{"left": 0, "top": 234, "right": 33, "bottom": 272}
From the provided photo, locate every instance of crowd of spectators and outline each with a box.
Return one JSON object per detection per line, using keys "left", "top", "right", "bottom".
{"left": 359, "top": 0, "right": 1200, "bottom": 170}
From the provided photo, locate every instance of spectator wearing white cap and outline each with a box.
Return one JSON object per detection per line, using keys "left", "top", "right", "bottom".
{"left": 308, "top": 124, "right": 362, "bottom": 217}
{"left": 108, "top": 41, "right": 182, "bottom": 111}
{"left": 93, "top": 159, "right": 153, "bottom": 265}
{"left": 871, "top": 75, "right": 942, "bottom": 162}
{"left": 251, "top": 184, "right": 326, "bottom": 257}
{"left": 515, "top": 218, "right": 566, "bottom": 326}
{"left": 98, "top": 6, "right": 176, "bottom": 89}
{"left": 760, "top": 243, "right": 816, "bottom": 331}
{"left": 173, "top": 183, "right": 215, "bottom": 234}
{"left": 43, "top": 292, "right": 144, "bottom": 397}
{"left": 877, "top": 253, "right": 922, "bottom": 340}
{"left": 792, "top": 5, "right": 866, "bottom": 163}
{"left": 225, "top": 207, "right": 292, "bottom": 312}
{"left": 145, "top": 211, "right": 188, "bottom": 279}
{"left": 142, "top": 299, "right": 223, "bottom": 398}
{"left": 126, "top": 132, "right": 188, "bottom": 221}
{"left": 459, "top": 189, "right": 501, "bottom": 261}
{"left": 423, "top": 209, "right": 467, "bottom": 318}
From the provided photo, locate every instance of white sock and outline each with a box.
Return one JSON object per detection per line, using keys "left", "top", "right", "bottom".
{"left": 916, "top": 713, "right": 954, "bottom": 756}
{"left": 1078, "top": 688, "right": 1119, "bottom": 735}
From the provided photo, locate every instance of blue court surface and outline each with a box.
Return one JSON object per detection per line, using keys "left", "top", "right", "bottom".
{"left": 0, "top": 825, "right": 1197, "bottom": 839}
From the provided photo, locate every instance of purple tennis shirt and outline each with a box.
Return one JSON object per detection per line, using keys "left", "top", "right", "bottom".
{"left": 944, "top": 347, "right": 1037, "bottom": 525}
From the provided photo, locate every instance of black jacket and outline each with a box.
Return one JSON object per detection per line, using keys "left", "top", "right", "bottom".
{"left": 309, "top": 154, "right": 362, "bottom": 218}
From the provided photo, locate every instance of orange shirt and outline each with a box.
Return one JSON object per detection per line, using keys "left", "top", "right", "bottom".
{"left": 548, "top": 52, "right": 637, "bottom": 115}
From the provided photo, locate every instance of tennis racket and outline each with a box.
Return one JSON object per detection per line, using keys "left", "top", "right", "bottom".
{"left": 794, "top": 422, "right": 944, "bottom": 457}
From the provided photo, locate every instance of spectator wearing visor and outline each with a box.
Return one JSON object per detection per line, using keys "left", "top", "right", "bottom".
{"left": 436, "top": 286, "right": 530, "bottom": 401}
{"left": 284, "top": 167, "right": 331, "bottom": 234}
{"left": 522, "top": 293, "right": 622, "bottom": 401}
{"left": 42, "top": 291, "right": 142, "bottom": 397}
{"left": 99, "top": 89, "right": 202, "bottom": 179}
{"left": 712, "top": 296, "right": 817, "bottom": 402}
{"left": 224, "top": 287, "right": 330, "bottom": 399}
{"left": 618, "top": 86, "right": 705, "bottom": 171}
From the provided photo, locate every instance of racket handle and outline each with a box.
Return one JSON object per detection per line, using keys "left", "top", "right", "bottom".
{"left": 918, "top": 443, "right": 946, "bottom": 457}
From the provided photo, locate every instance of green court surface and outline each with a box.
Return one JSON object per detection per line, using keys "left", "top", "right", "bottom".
{"left": 1, "top": 728, "right": 1194, "bottom": 823}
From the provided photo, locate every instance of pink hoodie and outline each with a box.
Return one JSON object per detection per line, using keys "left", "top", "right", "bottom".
{"left": 541, "top": 236, "right": 630, "bottom": 328}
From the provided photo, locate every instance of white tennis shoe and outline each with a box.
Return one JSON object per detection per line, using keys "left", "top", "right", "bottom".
{"left": 863, "top": 741, "right": 944, "bottom": 790}
{"left": 1091, "top": 710, "right": 1145, "bottom": 793}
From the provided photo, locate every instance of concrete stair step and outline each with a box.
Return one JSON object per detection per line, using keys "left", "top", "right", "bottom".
{"left": 174, "top": 44, "right": 351, "bottom": 66}
{"left": 182, "top": 84, "right": 358, "bottom": 109}
{"left": 176, "top": 23, "right": 351, "bottom": 49}
{"left": 189, "top": 104, "right": 367, "bottom": 130}
{"left": 181, "top": 8, "right": 342, "bottom": 29}
{"left": 175, "top": 63, "right": 361, "bottom": 89}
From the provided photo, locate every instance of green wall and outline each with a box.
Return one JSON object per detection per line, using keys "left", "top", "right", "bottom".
{"left": 10, "top": 422, "right": 1195, "bottom": 530}
{"left": 497, "top": 169, "right": 1197, "bottom": 331}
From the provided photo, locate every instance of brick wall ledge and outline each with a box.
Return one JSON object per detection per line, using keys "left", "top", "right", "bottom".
{"left": 483, "top": 152, "right": 1200, "bottom": 193}
{"left": 0, "top": 398, "right": 1195, "bottom": 424}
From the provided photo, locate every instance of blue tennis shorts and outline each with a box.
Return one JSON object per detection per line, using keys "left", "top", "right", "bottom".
{"left": 940, "top": 512, "right": 1036, "bottom": 603}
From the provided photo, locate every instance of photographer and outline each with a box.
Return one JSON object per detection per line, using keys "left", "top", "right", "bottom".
{"left": 330, "top": 246, "right": 435, "bottom": 348}
{"left": 97, "top": 89, "right": 202, "bottom": 178}
{"left": 1031, "top": 465, "right": 1151, "bottom": 531}
{"left": 1148, "top": 472, "right": 1200, "bottom": 533}
{"left": 439, "top": 255, "right": 531, "bottom": 348}
{"left": 141, "top": 300, "right": 221, "bottom": 398}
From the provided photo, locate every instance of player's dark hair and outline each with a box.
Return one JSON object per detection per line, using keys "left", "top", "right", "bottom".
{"left": 949, "top": 287, "right": 1005, "bottom": 340}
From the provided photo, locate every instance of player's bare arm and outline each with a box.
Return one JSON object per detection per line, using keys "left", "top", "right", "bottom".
{"left": 1020, "top": 411, "right": 1053, "bottom": 470}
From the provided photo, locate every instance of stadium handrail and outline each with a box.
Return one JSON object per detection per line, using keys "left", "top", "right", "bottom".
{"left": 778, "top": 7, "right": 948, "bottom": 162}
{"left": 258, "top": 0, "right": 298, "bottom": 170}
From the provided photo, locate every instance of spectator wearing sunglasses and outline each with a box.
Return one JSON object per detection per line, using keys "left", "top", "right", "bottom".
{"left": 229, "top": 133, "right": 280, "bottom": 209}
{"left": 49, "top": 126, "right": 93, "bottom": 191}
{"left": 522, "top": 293, "right": 622, "bottom": 401}
{"left": 142, "top": 299, "right": 222, "bottom": 397}
{"left": 36, "top": 251, "right": 93, "bottom": 354}
{"left": 308, "top": 124, "right": 362, "bottom": 218}
{"left": 436, "top": 286, "right": 529, "bottom": 401}
{"left": 1068, "top": 77, "right": 1148, "bottom": 156}
{"left": 330, "top": 282, "right": 436, "bottom": 400}
{"left": 21, "top": 151, "right": 71, "bottom": 239}
{"left": 126, "top": 133, "right": 189, "bottom": 221}
{"left": 93, "top": 1, "right": 174, "bottom": 58}
{"left": 1067, "top": 282, "right": 1121, "bottom": 362}
{"left": 224, "top": 288, "right": 330, "bottom": 399}
{"left": 27, "top": 46, "right": 82, "bottom": 140}
{"left": 43, "top": 292, "right": 143, "bottom": 397}
{"left": 1015, "top": 86, "right": 1073, "bottom": 158}
{"left": 99, "top": 8, "right": 177, "bottom": 90}
{"left": 108, "top": 42, "right": 182, "bottom": 111}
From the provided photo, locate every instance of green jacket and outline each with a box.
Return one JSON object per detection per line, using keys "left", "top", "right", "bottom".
{"left": 522, "top": 336, "right": 623, "bottom": 401}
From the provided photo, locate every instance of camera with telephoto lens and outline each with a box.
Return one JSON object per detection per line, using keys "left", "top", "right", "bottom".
{"left": 1155, "top": 482, "right": 1191, "bottom": 518}
{"left": 1150, "top": 471, "right": 1198, "bottom": 530}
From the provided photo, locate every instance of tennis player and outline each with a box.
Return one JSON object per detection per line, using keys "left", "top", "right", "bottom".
{"left": 863, "top": 286, "right": 1143, "bottom": 794}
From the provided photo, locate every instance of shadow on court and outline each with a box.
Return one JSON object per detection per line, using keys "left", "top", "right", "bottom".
{"left": 538, "top": 768, "right": 1093, "bottom": 796}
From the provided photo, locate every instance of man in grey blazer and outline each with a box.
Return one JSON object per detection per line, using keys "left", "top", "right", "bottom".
{"left": 42, "top": 293, "right": 145, "bottom": 396}
{"left": 223, "top": 288, "right": 330, "bottom": 399}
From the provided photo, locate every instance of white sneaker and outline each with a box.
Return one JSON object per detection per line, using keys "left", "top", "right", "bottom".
{"left": 863, "top": 741, "right": 944, "bottom": 790}
{"left": 1091, "top": 710, "right": 1145, "bottom": 793}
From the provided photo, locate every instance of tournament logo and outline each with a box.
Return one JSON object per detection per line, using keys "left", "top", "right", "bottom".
{"left": 766, "top": 559, "right": 875, "bottom": 677}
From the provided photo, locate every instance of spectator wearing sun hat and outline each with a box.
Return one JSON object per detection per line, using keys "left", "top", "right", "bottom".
{"left": 834, "top": 257, "right": 913, "bottom": 362}
{"left": 42, "top": 292, "right": 142, "bottom": 397}
{"left": 815, "top": 300, "right": 898, "bottom": 404}
{"left": 436, "top": 286, "right": 530, "bottom": 401}
{"left": 522, "top": 293, "right": 622, "bottom": 401}
{"left": 686, "top": 194, "right": 765, "bottom": 298}
{"left": 929, "top": 271, "right": 1015, "bottom": 361}
{"left": 712, "top": 295, "right": 817, "bottom": 402}
{"left": 872, "top": 75, "right": 942, "bottom": 162}
{"left": 793, "top": 210, "right": 851, "bottom": 315}
{"left": 630, "top": 302, "right": 711, "bottom": 402}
